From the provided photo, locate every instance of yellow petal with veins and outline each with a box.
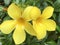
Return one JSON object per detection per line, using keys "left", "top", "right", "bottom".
{"left": 0, "top": 20, "right": 16, "bottom": 34}
{"left": 24, "top": 22, "right": 36, "bottom": 36}
{"left": 41, "top": 6, "right": 54, "bottom": 19}
{"left": 8, "top": 3, "right": 21, "bottom": 19}
{"left": 41, "top": 19, "right": 56, "bottom": 31}
{"left": 22, "top": 6, "right": 33, "bottom": 21}
{"left": 13, "top": 24, "right": 26, "bottom": 44}
{"left": 33, "top": 21, "right": 46, "bottom": 40}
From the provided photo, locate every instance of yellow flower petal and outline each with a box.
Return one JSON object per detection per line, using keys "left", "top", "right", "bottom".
{"left": 33, "top": 21, "right": 46, "bottom": 40}
{"left": 41, "top": 19, "right": 56, "bottom": 31}
{"left": 30, "top": 7, "right": 41, "bottom": 20}
{"left": 0, "top": 20, "right": 16, "bottom": 34}
{"left": 41, "top": 6, "right": 54, "bottom": 19}
{"left": 22, "top": 6, "right": 33, "bottom": 21}
{"left": 24, "top": 22, "right": 36, "bottom": 36}
{"left": 13, "top": 24, "right": 26, "bottom": 44}
{"left": 22, "top": 6, "right": 41, "bottom": 21}
{"left": 7, "top": 3, "right": 21, "bottom": 19}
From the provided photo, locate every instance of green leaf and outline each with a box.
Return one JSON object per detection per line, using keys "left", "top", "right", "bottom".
{"left": 56, "top": 25, "right": 60, "bottom": 32}
{"left": 57, "top": 37, "right": 60, "bottom": 45}
{"left": 0, "top": 42, "right": 2, "bottom": 45}
{"left": 4, "top": 0, "right": 11, "bottom": 6}
{"left": 52, "top": 13, "right": 56, "bottom": 20}
{"left": 31, "top": 43, "right": 40, "bottom": 45}
{"left": 15, "top": 0, "right": 20, "bottom": 4}
{"left": 3, "top": 15, "right": 11, "bottom": 21}
{"left": 0, "top": 6, "right": 3, "bottom": 11}
{"left": 54, "top": 0, "right": 60, "bottom": 12}
{"left": 46, "top": 41, "right": 57, "bottom": 45}
{"left": 58, "top": 13, "right": 60, "bottom": 24}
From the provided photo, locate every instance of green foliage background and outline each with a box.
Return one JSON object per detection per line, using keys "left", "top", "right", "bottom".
{"left": 0, "top": 0, "right": 60, "bottom": 45}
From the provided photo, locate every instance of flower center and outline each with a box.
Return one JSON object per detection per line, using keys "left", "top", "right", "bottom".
{"left": 16, "top": 18, "right": 25, "bottom": 25}
{"left": 36, "top": 17, "right": 43, "bottom": 23}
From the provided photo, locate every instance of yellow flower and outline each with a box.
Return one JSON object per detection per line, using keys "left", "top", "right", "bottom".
{"left": 0, "top": 3, "right": 36, "bottom": 44}
{"left": 23, "top": 6, "right": 56, "bottom": 40}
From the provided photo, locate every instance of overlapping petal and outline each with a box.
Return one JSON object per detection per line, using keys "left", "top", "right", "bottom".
{"left": 41, "top": 19, "right": 56, "bottom": 31}
{"left": 24, "top": 22, "right": 36, "bottom": 36}
{"left": 41, "top": 6, "right": 54, "bottom": 19}
{"left": 30, "top": 7, "right": 41, "bottom": 20}
{"left": 0, "top": 20, "right": 16, "bottom": 34}
{"left": 7, "top": 3, "right": 21, "bottom": 19}
{"left": 22, "top": 6, "right": 41, "bottom": 21}
{"left": 13, "top": 24, "right": 26, "bottom": 44}
{"left": 22, "top": 6, "right": 33, "bottom": 21}
{"left": 33, "top": 21, "right": 46, "bottom": 40}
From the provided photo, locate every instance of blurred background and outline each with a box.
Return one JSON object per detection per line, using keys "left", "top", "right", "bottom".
{"left": 0, "top": 0, "right": 60, "bottom": 45}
